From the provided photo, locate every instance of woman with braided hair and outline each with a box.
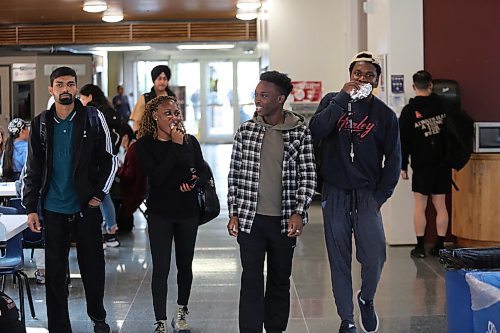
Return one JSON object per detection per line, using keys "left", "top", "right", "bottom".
{"left": 135, "top": 95, "right": 208, "bottom": 333}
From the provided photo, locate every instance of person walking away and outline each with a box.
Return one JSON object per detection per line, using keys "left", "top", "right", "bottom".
{"left": 399, "top": 70, "right": 450, "bottom": 258}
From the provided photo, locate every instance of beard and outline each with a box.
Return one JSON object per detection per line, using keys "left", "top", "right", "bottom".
{"left": 58, "top": 93, "right": 74, "bottom": 105}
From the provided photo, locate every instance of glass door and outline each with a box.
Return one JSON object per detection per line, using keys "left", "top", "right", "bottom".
{"left": 203, "top": 61, "right": 234, "bottom": 143}
{"left": 237, "top": 61, "right": 260, "bottom": 124}
{"left": 175, "top": 62, "right": 201, "bottom": 137}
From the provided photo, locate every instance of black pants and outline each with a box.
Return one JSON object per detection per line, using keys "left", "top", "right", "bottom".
{"left": 237, "top": 214, "right": 296, "bottom": 333}
{"left": 147, "top": 213, "right": 198, "bottom": 321}
{"left": 44, "top": 208, "right": 106, "bottom": 333}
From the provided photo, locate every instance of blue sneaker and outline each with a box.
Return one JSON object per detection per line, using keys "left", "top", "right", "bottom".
{"left": 356, "top": 290, "right": 379, "bottom": 332}
{"left": 339, "top": 320, "right": 357, "bottom": 333}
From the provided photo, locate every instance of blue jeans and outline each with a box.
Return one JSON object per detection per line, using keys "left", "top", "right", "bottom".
{"left": 100, "top": 193, "right": 117, "bottom": 233}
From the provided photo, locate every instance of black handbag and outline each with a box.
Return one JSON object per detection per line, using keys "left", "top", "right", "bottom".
{"left": 197, "top": 160, "right": 220, "bottom": 225}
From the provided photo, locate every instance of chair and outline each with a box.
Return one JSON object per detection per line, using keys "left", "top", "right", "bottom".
{"left": 8, "top": 198, "right": 44, "bottom": 262}
{"left": 0, "top": 230, "right": 36, "bottom": 324}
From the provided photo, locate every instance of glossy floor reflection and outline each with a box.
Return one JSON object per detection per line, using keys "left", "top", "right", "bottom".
{"left": 10, "top": 144, "right": 447, "bottom": 332}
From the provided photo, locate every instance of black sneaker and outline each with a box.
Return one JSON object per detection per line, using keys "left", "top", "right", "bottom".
{"left": 410, "top": 246, "right": 426, "bottom": 258}
{"left": 104, "top": 233, "right": 120, "bottom": 248}
{"left": 356, "top": 290, "right": 379, "bottom": 333}
{"left": 339, "top": 320, "right": 357, "bottom": 333}
{"left": 93, "top": 320, "right": 111, "bottom": 333}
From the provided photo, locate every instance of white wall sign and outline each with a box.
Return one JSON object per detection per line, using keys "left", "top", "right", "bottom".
{"left": 12, "top": 63, "right": 36, "bottom": 82}
{"left": 43, "top": 64, "right": 86, "bottom": 76}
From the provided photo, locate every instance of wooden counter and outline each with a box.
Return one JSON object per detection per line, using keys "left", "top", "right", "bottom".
{"left": 452, "top": 154, "right": 500, "bottom": 247}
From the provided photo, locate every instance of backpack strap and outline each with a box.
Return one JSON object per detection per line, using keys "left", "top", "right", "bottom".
{"left": 144, "top": 92, "right": 153, "bottom": 105}
{"left": 86, "top": 106, "right": 100, "bottom": 136}
{"left": 39, "top": 110, "right": 49, "bottom": 152}
{"left": 39, "top": 107, "right": 100, "bottom": 152}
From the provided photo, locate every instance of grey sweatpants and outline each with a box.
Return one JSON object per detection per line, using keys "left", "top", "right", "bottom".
{"left": 321, "top": 183, "right": 386, "bottom": 323}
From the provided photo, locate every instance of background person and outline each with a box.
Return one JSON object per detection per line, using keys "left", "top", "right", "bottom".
{"left": 22, "top": 66, "right": 116, "bottom": 333}
{"left": 114, "top": 124, "right": 146, "bottom": 232}
{"left": 130, "top": 65, "right": 176, "bottom": 133}
{"left": 227, "top": 71, "right": 316, "bottom": 333}
{"left": 79, "top": 83, "right": 124, "bottom": 248}
{"left": 135, "top": 95, "right": 208, "bottom": 333}
{"left": 1, "top": 118, "right": 29, "bottom": 182}
{"left": 399, "top": 70, "right": 450, "bottom": 258}
{"left": 112, "top": 85, "right": 131, "bottom": 121}
{"left": 309, "top": 51, "right": 401, "bottom": 333}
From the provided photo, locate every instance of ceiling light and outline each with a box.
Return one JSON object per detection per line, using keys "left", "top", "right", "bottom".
{"left": 236, "top": 8, "right": 258, "bottom": 20}
{"left": 83, "top": 0, "right": 107, "bottom": 13}
{"left": 92, "top": 46, "right": 152, "bottom": 52}
{"left": 177, "top": 44, "right": 235, "bottom": 50}
{"left": 102, "top": 7, "right": 123, "bottom": 22}
{"left": 236, "top": 1, "right": 261, "bottom": 10}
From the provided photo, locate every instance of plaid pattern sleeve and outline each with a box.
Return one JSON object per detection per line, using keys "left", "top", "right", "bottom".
{"left": 227, "top": 122, "right": 264, "bottom": 233}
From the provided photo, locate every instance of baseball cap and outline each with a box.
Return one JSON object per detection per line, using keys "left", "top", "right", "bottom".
{"left": 7, "top": 118, "right": 27, "bottom": 136}
{"left": 349, "top": 51, "right": 381, "bottom": 75}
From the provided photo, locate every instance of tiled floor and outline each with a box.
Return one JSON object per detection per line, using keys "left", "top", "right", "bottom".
{"left": 9, "top": 144, "right": 447, "bottom": 332}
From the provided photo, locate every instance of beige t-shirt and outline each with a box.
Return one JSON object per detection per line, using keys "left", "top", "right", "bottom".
{"left": 130, "top": 95, "right": 146, "bottom": 131}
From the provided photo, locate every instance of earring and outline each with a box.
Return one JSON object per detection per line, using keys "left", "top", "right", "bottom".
{"left": 154, "top": 118, "right": 158, "bottom": 121}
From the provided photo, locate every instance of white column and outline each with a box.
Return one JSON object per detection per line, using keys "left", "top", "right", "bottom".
{"left": 367, "top": 0, "right": 424, "bottom": 245}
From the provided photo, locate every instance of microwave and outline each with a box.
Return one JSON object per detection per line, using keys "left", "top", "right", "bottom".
{"left": 474, "top": 122, "right": 500, "bottom": 153}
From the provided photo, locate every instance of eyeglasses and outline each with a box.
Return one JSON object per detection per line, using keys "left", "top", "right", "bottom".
{"left": 352, "top": 70, "right": 377, "bottom": 81}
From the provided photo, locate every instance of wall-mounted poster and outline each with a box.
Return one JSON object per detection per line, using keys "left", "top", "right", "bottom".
{"left": 291, "top": 81, "right": 322, "bottom": 102}
{"left": 373, "top": 54, "right": 387, "bottom": 103}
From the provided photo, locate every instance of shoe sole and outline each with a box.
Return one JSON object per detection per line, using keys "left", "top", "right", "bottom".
{"left": 171, "top": 319, "right": 190, "bottom": 333}
{"left": 355, "top": 290, "right": 379, "bottom": 333}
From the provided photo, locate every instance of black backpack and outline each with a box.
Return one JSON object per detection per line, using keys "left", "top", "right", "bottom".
{"left": 432, "top": 79, "right": 473, "bottom": 171}
{"left": 443, "top": 107, "right": 474, "bottom": 171}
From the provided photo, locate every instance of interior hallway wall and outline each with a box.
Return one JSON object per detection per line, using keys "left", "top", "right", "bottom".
{"left": 265, "top": 0, "right": 366, "bottom": 94}
{"left": 424, "top": 0, "right": 500, "bottom": 121}
{"left": 366, "top": 0, "right": 424, "bottom": 245}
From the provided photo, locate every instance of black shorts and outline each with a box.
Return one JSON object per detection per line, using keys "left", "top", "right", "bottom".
{"left": 412, "top": 166, "right": 452, "bottom": 195}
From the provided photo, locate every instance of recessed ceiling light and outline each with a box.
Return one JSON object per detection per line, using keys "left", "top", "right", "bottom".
{"left": 102, "top": 7, "right": 123, "bottom": 22}
{"left": 177, "top": 44, "right": 235, "bottom": 50}
{"left": 236, "top": 8, "right": 258, "bottom": 20}
{"left": 83, "top": 0, "right": 107, "bottom": 13}
{"left": 92, "top": 46, "right": 152, "bottom": 52}
{"left": 236, "top": 1, "right": 261, "bottom": 10}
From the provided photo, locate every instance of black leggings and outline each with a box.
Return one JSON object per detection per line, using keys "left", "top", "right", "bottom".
{"left": 147, "top": 213, "right": 198, "bottom": 321}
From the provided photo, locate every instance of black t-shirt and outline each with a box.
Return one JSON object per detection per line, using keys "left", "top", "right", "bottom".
{"left": 135, "top": 134, "right": 208, "bottom": 217}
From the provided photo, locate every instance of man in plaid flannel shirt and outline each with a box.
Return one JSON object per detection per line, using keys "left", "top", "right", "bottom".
{"left": 227, "top": 70, "right": 316, "bottom": 333}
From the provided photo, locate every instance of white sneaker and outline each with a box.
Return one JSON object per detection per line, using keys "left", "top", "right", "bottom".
{"left": 171, "top": 305, "right": 190, "bottom": 332}
{"left": 154, "top": 320, "right": 167, "bottom": 333}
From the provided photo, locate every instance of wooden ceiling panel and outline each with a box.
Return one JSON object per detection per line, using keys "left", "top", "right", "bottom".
{"left": 0, "top": 0, "right": 240, "bottom": 25}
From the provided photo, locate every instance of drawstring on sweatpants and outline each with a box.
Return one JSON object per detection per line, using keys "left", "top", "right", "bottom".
{"left": 345, "top": 190, "right": 359, "bottom": 218}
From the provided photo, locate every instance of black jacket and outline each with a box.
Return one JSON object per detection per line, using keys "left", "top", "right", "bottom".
{"left": 399, "top": 93, "right": 447, "bottom": 171}
{"left": 22, "top": 99, "right": 118, "bottom": 214}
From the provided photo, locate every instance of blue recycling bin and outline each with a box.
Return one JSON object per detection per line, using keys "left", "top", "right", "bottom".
{"left": 465, "top": 271, "right": 500, "bottom": 333}
{"left": 446, "top": 269, "right": 473, "bottom": 333}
